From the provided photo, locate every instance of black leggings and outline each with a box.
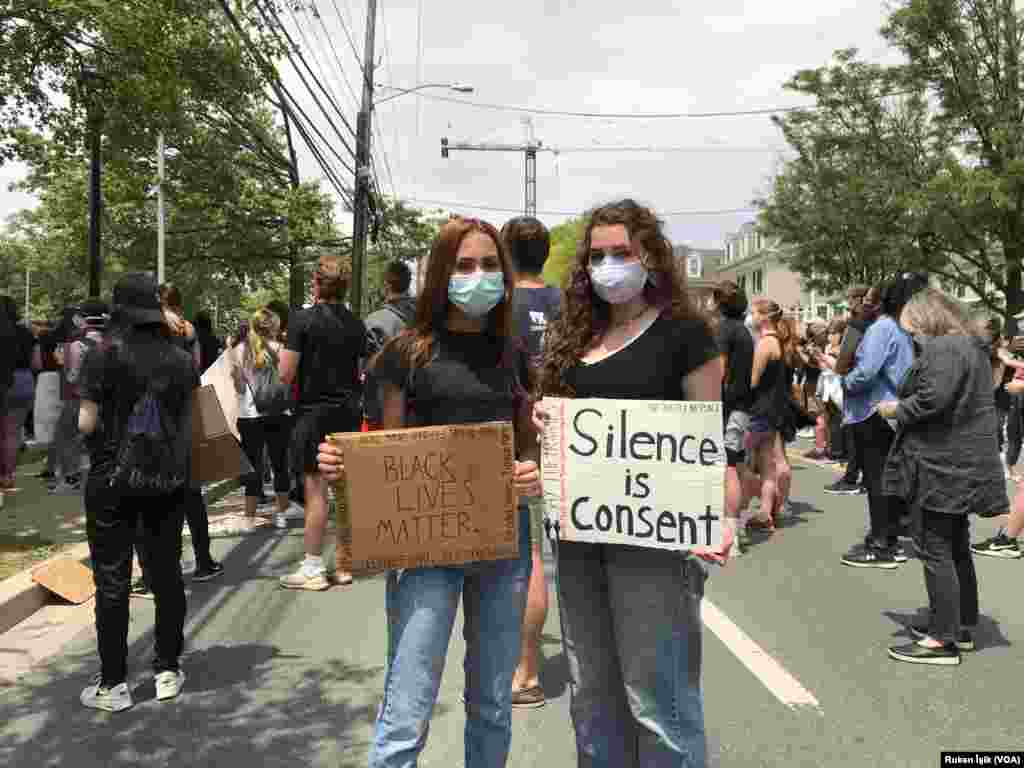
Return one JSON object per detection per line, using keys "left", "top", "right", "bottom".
{"left": 238, "top": 415, "right": 293, "bottom": 498}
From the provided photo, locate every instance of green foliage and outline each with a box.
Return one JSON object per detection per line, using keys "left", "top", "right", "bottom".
{"left": 0, "top": 1, "right": 339, "bottom": 325}
{"left": 361, "top": 197, "right": 445, "bottom": 312}
{"left": 542, "top": 217, "right": 586, "bottom": 288}
{"left": 761, "top": 1, "right": 1024, "bottom": 321}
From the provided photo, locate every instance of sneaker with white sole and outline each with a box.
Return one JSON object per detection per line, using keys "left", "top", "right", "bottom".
{"left": 154, "top": 669, "right": 185, "bottom": 701}
{"left": 81, "top": 674, "right": 133, "bottom": 712}
{"left": 971, "top": 533, "right": 1021, "bottom": 559}
{"left": 279, "top": 567, "right": 330, "bottom": 591}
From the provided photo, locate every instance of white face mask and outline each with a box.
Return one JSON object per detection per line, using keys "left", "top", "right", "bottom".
{"left": 589, "top": 258, "right": 648, "bottom": 304}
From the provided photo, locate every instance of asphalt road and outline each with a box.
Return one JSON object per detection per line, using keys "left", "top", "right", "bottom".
{"left": 1, "top": 453, "right": 1021, "bottom": 767}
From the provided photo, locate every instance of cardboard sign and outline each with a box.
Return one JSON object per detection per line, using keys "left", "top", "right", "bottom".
{"left": 330, "top": 422, "right": 517, "bottom": 574}
{"left": 191, "top": 385, "right": 251, "bottom": 485}
{"left": 32, "top": 558, "right": 96, "bottom": 604}
{"left": 200, "top": 350, "right": 241, "bottom": 440}
{"left": 541, "top": 397, "right": 724, "bottom": 551}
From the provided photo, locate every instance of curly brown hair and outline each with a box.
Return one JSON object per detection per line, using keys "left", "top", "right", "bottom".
{"left": 538, "top": 199, "right": 706, "bottom": 396}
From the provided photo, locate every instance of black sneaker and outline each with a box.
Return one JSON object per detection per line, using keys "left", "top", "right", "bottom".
{"left": 841, "top": 545, "right": 899, "bottom": 569}
{"left": 130, "top": 580, "right": 154, "bottom": 600}
{"left": 971, "top": 533, "right": 1021, "bottom": 559}
{"left": 192, "top": 561, "right": 224, "bottom": 582}
{"left": 825, "top": 479, "right": 862, "bottom": 495}
{"left": 892, "top": 544, "right": 909, "bottom": 563}
{"left": 34, "top": 469, "right": 55, "bottom": 480}
{"left": 909, "top": 625, "right": 974, "bottom": 652}
{"left": 888, "top": 640, "right": 960, "bottom": 666}
{"left": 857, "top": 485, "right": 868, "bottom": 494}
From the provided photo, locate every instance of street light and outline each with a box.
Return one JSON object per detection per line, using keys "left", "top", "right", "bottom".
{"left": 156, "top": 134, "right": 181, "bottom": 284}
{"left": 79, "top": 64, "right": 104, "bottom": 299}
{"left": 373, "top": 82, "right": 474, "bottom": 107}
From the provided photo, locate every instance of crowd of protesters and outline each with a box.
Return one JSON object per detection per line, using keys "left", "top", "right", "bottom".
{"left": 3, "top": 198, "right": 1023, "bottom": 768}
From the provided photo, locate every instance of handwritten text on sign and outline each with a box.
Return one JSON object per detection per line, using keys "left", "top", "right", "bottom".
{"left": 541, "top": 398, "right": 724, "bottom": 550}
{"left": 330, "top": 422, "right": 517, "bottom": 574}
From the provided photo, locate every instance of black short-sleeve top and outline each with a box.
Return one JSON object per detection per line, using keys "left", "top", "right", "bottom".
{"left": 564, "top": 314, "right": 718, "bottom": 400}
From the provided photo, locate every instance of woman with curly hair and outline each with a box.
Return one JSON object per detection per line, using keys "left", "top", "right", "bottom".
{"left": 537, "top": 199, "right": 728, "bottom": 767}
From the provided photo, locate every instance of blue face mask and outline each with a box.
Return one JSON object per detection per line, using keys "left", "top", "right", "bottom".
{"left": 448, "top": 271, "right": 506, "bottom": 318}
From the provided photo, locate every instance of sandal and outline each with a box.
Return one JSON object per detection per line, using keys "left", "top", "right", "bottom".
{"left": 511, "top": 685, "right": 546, "bottom": 709}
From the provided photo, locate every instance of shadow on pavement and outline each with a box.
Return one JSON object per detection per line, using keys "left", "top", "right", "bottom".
{"left": 538, "top": 632, "right": 569, "bottom": 700}
{"left": 0, "top": 529, "right": 383, "bottom": 768}
{"left": 882, "top": 609, "right": 1013, "bottom": 652}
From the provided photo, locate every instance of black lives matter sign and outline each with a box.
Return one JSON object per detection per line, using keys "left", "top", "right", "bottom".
{"left": 541, "top": 397, "right": 724, "bottom": 550}
{"left": 330, "top": 422, "right": 517, "bottom": 574}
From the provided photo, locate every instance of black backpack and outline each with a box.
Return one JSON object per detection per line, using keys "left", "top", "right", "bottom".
{"left": 109, "top": 373, "right": 188, "bottom": 498}
{"left": 246, "top": 346, "right": 293, "bottom": 416}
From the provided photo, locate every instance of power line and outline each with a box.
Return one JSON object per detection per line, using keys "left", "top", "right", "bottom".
{"left": 255, "top": 0, "right": 357, "bottom": 147}
{"left": 404, "top": 197, "right": 756, "bottom": 217}
{"left": 282, "top": 1, "right": 354, "bottom": 123}
{"left": 414, "top": 90, "right": 917, "bottom": 119}
{"left": 325, "top": 0, "right": 365, "bottom": 80}
{"left": 302, "top": 1, "right": 361, "bottom": 112}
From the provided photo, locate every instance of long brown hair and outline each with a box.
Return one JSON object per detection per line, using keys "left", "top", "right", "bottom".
{"left": 539, "top": 199, "right": 706, "bottom": 396}
{"left": 389, "top": 217, "right": 514, "bottom": 368}
{"left": 752, "top": 298, "right": 799, "bottom": 367}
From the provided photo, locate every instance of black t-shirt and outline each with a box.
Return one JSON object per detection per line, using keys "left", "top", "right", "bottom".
{"left": 79, "top": 330, "right": 200, "bottom": 479}
{"left": 286, "top": 302, "right": 366, "bottom": 410}
{"left": 373, "top": 330, "right": 528, "bottom": 431}
{"left": 13, "top": 325, "right": 35, "bottom": 370}
{"left": 716, "top": 314, "right": 754, "bottom": 414}
{"left": 564, "top": 314, "right": 718, "bottom": 400}
{"left": 512, "top": 286, "right": 562, "bottom": 370}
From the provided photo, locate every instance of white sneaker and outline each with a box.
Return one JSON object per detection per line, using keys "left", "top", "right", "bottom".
{"left": 154, "top": 669, "right": 186, "bottom": 701}
{"left": 279, "top": 566, "right": 330, "bottom": 591}
{"left": 81, "top": 675, "right": 133, "bottom": 712}
{"left": 284, "top": 502, "right": 305, "bottom": 519}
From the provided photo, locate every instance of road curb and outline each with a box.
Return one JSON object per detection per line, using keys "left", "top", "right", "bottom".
{"left": 0, "top": 541, "right": 92, "bottom": 636}
{"left": 0, "top": 478, "right": 242, "bottom": 637}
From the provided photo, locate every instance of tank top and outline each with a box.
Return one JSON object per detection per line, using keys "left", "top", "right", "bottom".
{"left": 750, "top": 355, "right": 787, "bottom": 427}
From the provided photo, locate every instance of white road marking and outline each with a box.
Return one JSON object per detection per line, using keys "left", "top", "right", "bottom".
{"left": 701, "top": 598, "right": 822, "bottom": 713}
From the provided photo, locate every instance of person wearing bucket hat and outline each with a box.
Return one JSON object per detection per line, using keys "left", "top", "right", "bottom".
{"left": 77, "top": 271, "right": 200, "bottom": 711}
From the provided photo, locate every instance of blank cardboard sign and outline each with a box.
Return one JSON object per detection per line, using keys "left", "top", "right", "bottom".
{"left": 32, "top": 559, "right": 96, "bottom": 604}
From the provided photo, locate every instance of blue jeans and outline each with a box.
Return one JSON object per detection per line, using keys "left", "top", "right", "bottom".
{"left": 555, "top": 540, "right": 707, "bottom": 768}
{"left": 368, "top": 504, "right": 532, "bottom": 768}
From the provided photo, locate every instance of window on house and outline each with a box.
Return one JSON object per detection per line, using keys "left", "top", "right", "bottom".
{"left": 817, "top": 304, "right": 829, "bottom": 319}
{"left": 752, "top": 268, "right": 764, "bottom": 294}
{"left": 687, "top": 256, "right": 701, "bottom": 278}
{"left": 956, "top": 282, "right": 966, "bottom": 299}
{"left": 738, "top": 274, "right": 747, "bottom": 291}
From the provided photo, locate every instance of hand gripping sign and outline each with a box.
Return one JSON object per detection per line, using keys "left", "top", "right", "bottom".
{"left": 330, "top": 422, "right": 518, "bottom": 574}
{"left": 541, "top": 398, "right": 724, "bottom": 551}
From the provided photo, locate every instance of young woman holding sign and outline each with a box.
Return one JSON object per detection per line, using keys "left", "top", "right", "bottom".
{"left": 536, "top": 199, "right": 729, "bottom": 767}
{"left": 316, "top": 217, "right": 540, "bottom": 768}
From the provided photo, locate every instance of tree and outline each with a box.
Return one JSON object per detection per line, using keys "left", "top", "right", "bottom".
{"left": 883, "top": 0, "right": 1024, "bottom": 319}
{"left": 757, "top": 49, "right": 953, "bottom": 297}
{"left": 542, "top": 217, "right": 586, "bottom": 288}
{"left": 761, "top": 2, "right": 1024, "bottom": 321}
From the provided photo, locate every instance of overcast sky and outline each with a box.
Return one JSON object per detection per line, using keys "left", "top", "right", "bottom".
{"left": 0, "top": 0, "right": 902, "bottom": 249}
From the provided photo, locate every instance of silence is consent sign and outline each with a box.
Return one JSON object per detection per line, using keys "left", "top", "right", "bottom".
{"left": 541, "top": 397, "right": 724, "bottom": 551}
{"left": 330, "top": 422, "right": 518, "bottom": 574}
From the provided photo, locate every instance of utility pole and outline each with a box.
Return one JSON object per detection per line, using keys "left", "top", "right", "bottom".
{"left": 282, "top": 111, "right": 305, "bottom": 309}
{"left": 80, "top": 66, "right": 104, "bottom": 298}
{"left": 441, "top": 133, "right": 544, "bottom": 216}
{"left": 157, "top": 132, "right": 166, "bottom": 284}
{"left": 351, "top": 0, "right": 378, "bottom": 317}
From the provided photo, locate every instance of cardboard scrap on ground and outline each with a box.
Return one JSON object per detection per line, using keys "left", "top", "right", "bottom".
{"left": 330, "top": 422, "right": 517, "bottom": 575}
{"left": 31, "top": 558, "right": 95, "bottom": 604}
{"left": 541, "top": 397, "right": 725, "bottom": 552}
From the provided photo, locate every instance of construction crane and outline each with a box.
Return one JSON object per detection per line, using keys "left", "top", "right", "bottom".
{"left": 441, "top": 117, "right": 542, "bottom": 216}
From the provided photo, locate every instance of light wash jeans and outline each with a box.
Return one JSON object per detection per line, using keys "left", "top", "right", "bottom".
{"left": 368, "top": 503, "right": 532, "bottom": 768}
{"left": 555, "top": 540, "right": 708, "bottom": 768}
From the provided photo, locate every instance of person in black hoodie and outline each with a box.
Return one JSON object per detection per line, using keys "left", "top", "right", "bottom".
{"left": 363, "top": 261, "right": 416, "bottom": 429}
